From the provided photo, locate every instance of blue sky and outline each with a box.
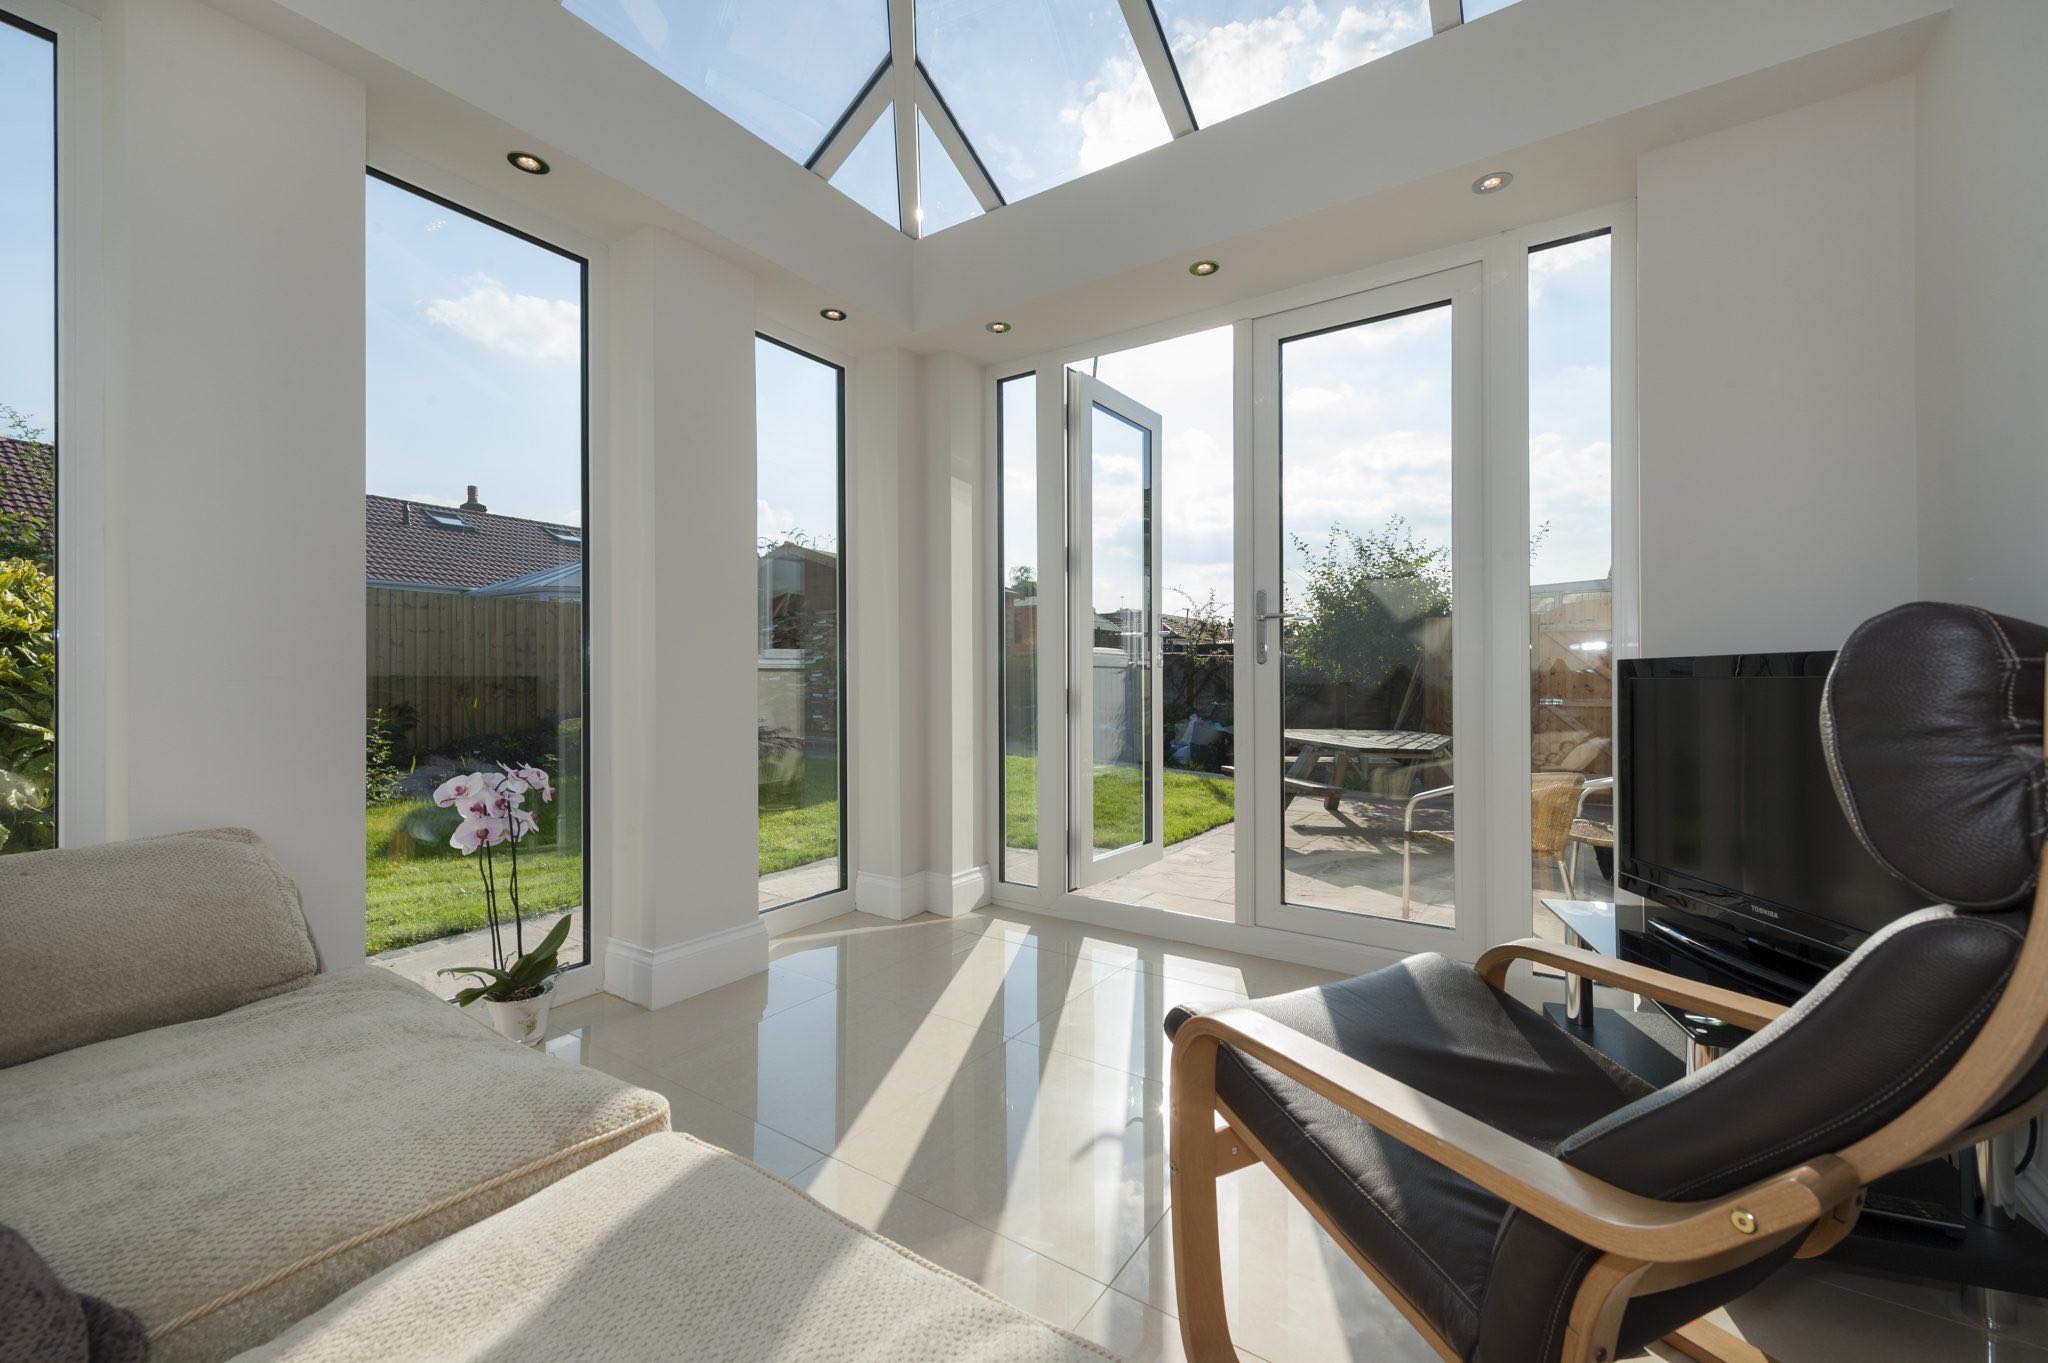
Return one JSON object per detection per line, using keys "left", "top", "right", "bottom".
{"left": 0, "top": 19, "right": 54, "bottom": 439}
{"left": 366, "top": 176, "right": 585, "bottom": 526}
{"left": 756, "top": 338, "right": 842, "bottom": 550}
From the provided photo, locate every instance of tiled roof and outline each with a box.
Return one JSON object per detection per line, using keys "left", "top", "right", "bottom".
{"left": 0, "top": 438, "right": 54, "bottom": 528}
{"left": 365, "top": 494, "right": 582, "bottom": 591}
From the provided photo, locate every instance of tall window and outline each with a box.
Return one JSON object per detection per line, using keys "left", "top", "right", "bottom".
{"left": 756, "top": 336, "right": 846, "bottom": 910}
{"left": 0, "top": 13, "right": 57, "bottom": 857}
{"left": 997, "top": 373, "right": 1038, "bottom": 885}
{"left": 363, "top": 173, "right": 589, "bottom": 990}
{"left": 1528, "top": 231, "right": 1614, "bottom": 928}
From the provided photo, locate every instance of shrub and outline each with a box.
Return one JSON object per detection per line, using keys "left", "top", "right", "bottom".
{"left": 0, "top": 557, "right": 55, "bottom": 853}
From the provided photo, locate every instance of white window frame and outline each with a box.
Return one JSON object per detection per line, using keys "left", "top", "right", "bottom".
{"left": 980, "top": 202, "right": 1638, "bottom": 974}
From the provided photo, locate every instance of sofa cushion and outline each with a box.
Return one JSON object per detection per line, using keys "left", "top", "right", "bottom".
{"left": 0, "top": 966, "right": 668, "bottom": 1363}
{"left": 0, "top": 1225, "right": 148, "bottom": 1363}
{"left": 231, "top": 1133, "right": 1116, "bottom": 1363}
{"left": 0, "top": 828, "right": 319, "bottom": 1066}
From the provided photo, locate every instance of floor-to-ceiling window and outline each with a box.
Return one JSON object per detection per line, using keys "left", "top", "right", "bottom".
{"left": 1528, "top": 231, "right": 1615, "bottom": 928}
{"left": 756, "top": 335, "right": 846, "bottom": 910}
{"left": 0, "top": 12, "right": 57, "bottom": 857}
{"left": 997, "top": 372, "right": 1040, "bottom": 885}
{"left": 363, "top": 172, "right": 589, "bottom": 991}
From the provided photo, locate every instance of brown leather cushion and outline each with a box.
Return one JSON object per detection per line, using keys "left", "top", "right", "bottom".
{"left": 1823, "top": 602, "right": 2047, "bottom": 911}
{"left": 1165, "top": 954, "right": 1651, "bottom": 1359}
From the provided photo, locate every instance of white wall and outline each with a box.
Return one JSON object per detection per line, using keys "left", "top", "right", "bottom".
{"left": 1914, "top": 0, "right": 2048, "bottom": 621}
{"left": 603, "top": 226, "right": 766, "bottom": 1006}
{"left": 1636, "top": 77, "right": 1921, "bottom": 656}
{"left": 102, "top": 0, "right": 368, "bottom": 965}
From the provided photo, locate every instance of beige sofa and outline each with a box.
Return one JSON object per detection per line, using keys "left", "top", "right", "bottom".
{"left": 1, "top": 831, "right": 1115, "bottom": 1363}
{"left": 0, "top": 830, "right": 670, "bottom": 1362}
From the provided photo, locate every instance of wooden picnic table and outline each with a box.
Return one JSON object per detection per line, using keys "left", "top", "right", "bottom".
{"left": 1282, "top": 728, "right": 1453, "bottom": 812}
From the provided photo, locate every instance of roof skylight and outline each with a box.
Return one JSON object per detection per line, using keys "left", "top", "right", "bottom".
{"left": 565, "top": 0, "right": 1499, "bottom": 237}
{"left": 420, "top": 507, "right": 472, "bottom": 530}
{"left": 545, "top": 526, "right": 584, "bottom": 544}
{"left": 831, "top": 103, "right": 902, "bottom": 228}
{"left": 915, "top": 0, "right": 1172, "bottom": 203}
{"left": 915, "top": 110, "right": 983, "bottom": 235}
{"left": 562, "top": 0, "right": 889, "bottom": 162}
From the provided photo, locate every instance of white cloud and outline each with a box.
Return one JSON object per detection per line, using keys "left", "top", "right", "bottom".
{"left": 1064, "top": 57, "right": 1173, "bottom": 175}
{"left": 423, "top": 276, "right": 580, "bottom": 363}
{"left": 1168, "top": 2, "right": 1431, "bottom": 126}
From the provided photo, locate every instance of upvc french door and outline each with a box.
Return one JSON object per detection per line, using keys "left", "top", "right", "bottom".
{"left": 1067, "top": 371, "right": 1167, "bottom": 889}
{"left": 1246, "top": 264, "right": 1493, "bottom": 958}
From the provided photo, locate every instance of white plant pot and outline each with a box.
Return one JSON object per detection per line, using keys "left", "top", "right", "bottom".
{"left": 483, "top": 977, "right": 555, "bottom": 1047}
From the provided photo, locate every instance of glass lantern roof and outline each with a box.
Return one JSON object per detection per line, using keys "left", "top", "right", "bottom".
{"left": 565, "top": 0, "right": 1522, "bottom": 238}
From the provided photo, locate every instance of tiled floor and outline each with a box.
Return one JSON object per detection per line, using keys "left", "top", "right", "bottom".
{"left": 544, "top": 908, "right": 2047, "bottom": 1362}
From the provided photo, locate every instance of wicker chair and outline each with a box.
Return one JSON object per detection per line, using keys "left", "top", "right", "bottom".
{"left": 1170, "top": 601, "right": 2048, "bottom": 1363}
{"left": 1402, "top": 771, "right": 1586, "bottom": 916}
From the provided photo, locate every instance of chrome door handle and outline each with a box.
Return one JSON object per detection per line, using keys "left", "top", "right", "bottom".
{"left": 1254, "top": 589, "right": 1287, "bottom": 665}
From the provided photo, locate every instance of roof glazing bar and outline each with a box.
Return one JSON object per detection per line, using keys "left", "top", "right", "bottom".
{"left": 912, "top": 62, "right": 1005, "bottom": 212}
{"left": 807, "top": 55, "right": 892, "bottom": 177}
{"left": 887, "top": 0, "right": 921, "bottom": 235}
{"left": 1115, "top": 0, "right": 1197, "bottom": 138}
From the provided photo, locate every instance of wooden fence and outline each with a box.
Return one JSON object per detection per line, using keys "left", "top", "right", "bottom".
{"left": 367, "top": 587, "right": 582, "bottom": 752}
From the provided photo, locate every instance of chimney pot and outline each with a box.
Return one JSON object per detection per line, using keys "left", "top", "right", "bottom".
{"left": 461, "top": 485, "right": 487, "bottom": 513}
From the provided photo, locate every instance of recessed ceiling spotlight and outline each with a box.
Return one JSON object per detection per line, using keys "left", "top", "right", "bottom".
{"left": 819, "top": 308, "right": 847, "bottom": 322}
{"left": 1472, "top": 170, "right": 1512, "bottom": 195}
{"left": 508, "top": 151, "right": 551, "bottom": 176}
{"left": 986, "top": 321, "right": 1013, "bottom": 334}
{"left": 1189, "top": 260, "right": 1221, "bottom": 277}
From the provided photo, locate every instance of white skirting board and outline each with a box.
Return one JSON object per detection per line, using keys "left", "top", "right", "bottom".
{"left": 857, "top": 867, "right": 989, "bottom": 920}
{"left": 604, "top": 919, "right": 770, "bottom": 1010}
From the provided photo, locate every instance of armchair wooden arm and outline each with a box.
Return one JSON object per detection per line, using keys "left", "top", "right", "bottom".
{"left": 1173, "top": 1008, "right": 1851, "bottom": 1261}
{"left": 1476, "top": 937, "right": 1788, "bottom": 1033}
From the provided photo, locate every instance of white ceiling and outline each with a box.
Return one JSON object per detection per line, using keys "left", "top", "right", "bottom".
{"left": 207, "top": 0, "right": 1950, "bottom": 362}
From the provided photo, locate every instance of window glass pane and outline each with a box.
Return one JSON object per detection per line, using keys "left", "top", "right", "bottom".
{"left": 757, "top": 337, "right": 846, "bottom": 910}
{"left": 830, "top": 104, "right": 901, "bottom": 229}
{"left": 1087, "top": 402, "right": 1154, "bottom": 857}
{"left": 1529, "top": 232, "right": 1614, "bottom": 932}
{"left": 1152, "top": 0, "right": 1432, "bottom": 127}
{"left": 1085, "top": 329, "right": 1235, "bottom": 919}
{"left": 0, "top": 15, "right": 56, "bottom": 856}
{"left": 1280, "top": 303, "right": 1456, "bottom": 925}
{"left": 1460, "top": 0, "right": 1521, "bottom": 18}
{"left": 364, "top": 175, "right": 588, "bottom": 994}
{"left": 998, "top": 373, "right": 1039, "bottom": 885}
{"left": 564, "top": 0, "right": 888, "bottom": 162}
{"left": 917, "top": 0, "right": 1169, "bottom": 202}
{"left": 915, "top": 110, "right": 983, "bottom": 236}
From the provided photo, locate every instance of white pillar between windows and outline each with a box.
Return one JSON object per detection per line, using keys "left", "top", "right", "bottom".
{"left": 849, "top": 349, "right": 932, "bottom": 918}
{"left": 603, "top": 226, "right": 766, "bottom": 1006}
{"left": 919, "top": 353, "right": 990, "bottom": 916}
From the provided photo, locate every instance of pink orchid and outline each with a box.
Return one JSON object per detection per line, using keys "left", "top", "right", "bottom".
{"left": 449, "top": 815, "right": 508, "bottom": 854}
{"left": 432, "top": 774, "right": 481, "bottom": 808}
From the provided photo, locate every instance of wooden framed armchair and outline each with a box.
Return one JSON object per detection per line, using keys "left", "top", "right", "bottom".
{"left": 1169, "top": 602, "right": 2048, "bottom": 1363}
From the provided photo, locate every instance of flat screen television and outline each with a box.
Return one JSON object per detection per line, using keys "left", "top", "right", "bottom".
{"left": 1616, "top": 651, "right": 1931, "bottom": 998}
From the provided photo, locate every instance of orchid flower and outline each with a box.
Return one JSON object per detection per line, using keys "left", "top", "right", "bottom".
{"left": 514, "top": 765, "right": 554, "bottom": 802}
{"left": 450, "top": 815, "right": 508, "bottom": 854}
{"left": 432, "top": 774, "right": 482, "bottom": 808}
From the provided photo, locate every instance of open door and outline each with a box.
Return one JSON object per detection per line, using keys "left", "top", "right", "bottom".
{"left": 1068, "top": 370, "right": 1166, "bottom": 890}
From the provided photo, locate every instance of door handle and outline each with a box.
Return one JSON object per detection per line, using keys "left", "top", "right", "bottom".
{"left": 1254, "top": 589, "right": 1287, "bottom": 665}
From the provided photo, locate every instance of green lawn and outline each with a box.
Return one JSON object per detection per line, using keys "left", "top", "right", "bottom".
{"left": 1003, "top": 754, "right": 1235, "bottom": 851}
{"left": 365, "top": 800, "right": 583, "bottom": 956}
{"left": 369, "top": 755, "right": 1236, "bottom": 954}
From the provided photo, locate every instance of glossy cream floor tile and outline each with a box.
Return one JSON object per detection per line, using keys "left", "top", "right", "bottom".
{"left": 541, "top": 1030, "right": 824, "bottom": 1179}
{"left": 769, "top": 911, "right": 967, "bottom": 985}
{"left": 588, "top": 962, "right": 837, "bottom": 1067}
{"left": 831, "top": 1036, "right": 1170, "bottom": 1285}
{"left": 1074, "top": 1287, "right": 1267, "bottom": 1363}
{"left": 791, "top": 1156, "right": 1110, "bottom": 1331}
{"left": 1110, "top": 1162, "right": 1442, "bottom": 1363}
{"left": 1015, "top": 965, "right": 1247, "bottom": 1084}
{"left": 846, "top": 933, "right": 1129, "bottom": 1036}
